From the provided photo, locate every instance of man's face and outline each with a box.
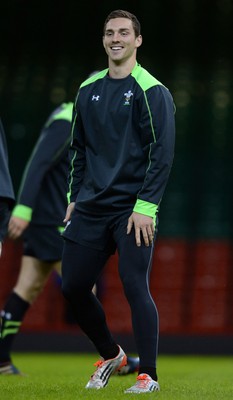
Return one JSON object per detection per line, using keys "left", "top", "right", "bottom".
{"left": 103, "top": 17, "right": 142, "bottom": 63}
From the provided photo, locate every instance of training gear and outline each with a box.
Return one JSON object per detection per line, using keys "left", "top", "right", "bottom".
{"left": 124, "top": 373, "right": 160, "bottom": 393}
{"left": 86, "top": 346, "right": 127, "bottom": 389}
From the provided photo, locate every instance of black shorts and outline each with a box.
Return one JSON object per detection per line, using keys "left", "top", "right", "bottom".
{"left": 23, "top": 224, "right": 64, "bottom": 262}
{"left": 62, "top": 209, "right": 132, "bottom": 254}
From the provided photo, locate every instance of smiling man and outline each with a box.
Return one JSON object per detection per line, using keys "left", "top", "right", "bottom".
{"left": 61, "top": 9, "right": 175, "bottom": 394}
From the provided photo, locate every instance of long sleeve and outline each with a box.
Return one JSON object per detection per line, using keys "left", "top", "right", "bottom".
{"left": 67, "top": 98, "right": 86, "bottom": 204}
{"left": 133, "top": 85, "right": 175, "bottom": 217}
{"left": 65, "top": 65, "right": 175, "bottom": 218}
{"left": 0, "top": 119, "right": 15, "bottom": 203}
{"left": 12, "top": 119, "right": 71, "bottom": 222}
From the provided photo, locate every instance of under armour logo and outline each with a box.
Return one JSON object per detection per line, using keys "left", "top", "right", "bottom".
{"left": 92, "top": 95, "right": 100, "bottom": 101}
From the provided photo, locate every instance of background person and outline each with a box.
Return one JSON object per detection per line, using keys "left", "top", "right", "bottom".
{"left": 0, "top": 119, "right": 15, "bottom": 257}
{"left": 0, "top": 102, "right": 73, "bottom": 375}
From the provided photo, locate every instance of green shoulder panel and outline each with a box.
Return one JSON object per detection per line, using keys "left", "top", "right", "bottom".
{"left": 45, "top": 102, "right": 73, "bottom": 127}
{"left": 80, "top": 69, "right": 108, "bottom": 89}
{"left": 131, "top": 63, "right": 164, "bottom": 91}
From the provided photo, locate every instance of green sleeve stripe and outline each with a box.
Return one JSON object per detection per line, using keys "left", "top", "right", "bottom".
{"left": 12, "top": 204, "right": 33, "bottom": 221}
{"left": 144, "top": 93, "right": 156, "bottom": 142}
{"left": 67, "top": 148, "right": 77, "bottom": 204}
{"left": 133, "top": 199, "right": 158, "bottom": 219}
{"left": 67, "top": 108, "right": 79, "bottom": 204}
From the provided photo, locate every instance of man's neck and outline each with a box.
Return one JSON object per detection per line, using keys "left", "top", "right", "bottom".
{"left": 108, "top": 59, "right": 137, "bottom": 79}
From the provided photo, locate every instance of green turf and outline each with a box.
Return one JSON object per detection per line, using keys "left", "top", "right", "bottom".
{"left": 1, "top": 353, "right": 233, "bottom": 399}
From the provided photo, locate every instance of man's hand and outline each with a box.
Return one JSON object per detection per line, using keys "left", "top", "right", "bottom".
{"left": 63, "top": 202, "right": 75, "bottom": 223}
{"left": 127, "top": 212, "right": 154, "bottom": 247}
{"left": 8, "top": 216, "right": 29, "bottom": 240}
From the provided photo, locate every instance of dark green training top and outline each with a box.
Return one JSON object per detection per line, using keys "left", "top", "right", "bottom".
{"left": 12, "top": 102, "right": 73, "bottom": 227}
{"left": 68, "top": 63, "right": 175, "bottom": 221}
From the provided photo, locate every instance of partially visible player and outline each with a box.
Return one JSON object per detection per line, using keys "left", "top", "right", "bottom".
{"left": 0, "top": 102, "right": 72, "bottom": 375}
{"left": 0, "top": 101, "right": 139, "bottom": 375}
{"left": 0, "top": 119, "right": 15, "bottom": 256}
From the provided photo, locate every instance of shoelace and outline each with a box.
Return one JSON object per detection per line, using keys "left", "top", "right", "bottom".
{"left": 90, "top": 359, "right": 105, "bottom": 379}
{"left": 135, "top": 374, "right": 151, "bottom": 388}
{"left": 94, "top": 360, "right": 104, "bottom": 368}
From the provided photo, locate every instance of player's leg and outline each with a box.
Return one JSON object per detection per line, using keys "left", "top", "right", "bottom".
{"left": 62, "top": 239, "right": 127, "bottom": 388}
{"left": 14, "top": 256, "right": 57, "bottom": 303}
{"left": 116, "top": 227, "right": 159, "bottom": 384}
{"left": 62, "top": 240, "right": 119, "bottom": 356}
{"left": 0, "top": 256, "right": 56, "bottom": 372}
{"left": 54, "top": 259, "right": 98, "bottom": 295}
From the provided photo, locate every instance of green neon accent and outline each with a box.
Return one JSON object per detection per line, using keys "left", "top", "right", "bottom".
{"left": 144, "top": 93, "right": 156, "bottom": 142}
{"left": 16, "top": 103, "right": 73, "bottom": 204}
{"left": 1, "top": 321, "right": 21, "bottom": 339}
{"left": 1, "top": 328, "right": 20, "bottom": 339}
{"left": 4, "top": 320, "right": 21, "bottom": 328}
{"left": 67, "top": 109, "right": 79, "bottom": 204}
{"left": 12, "top": 204, "right": 32, "bottom": 221}
{"left": 67, "top": 149, "right": 77, "bottom": 204}
{"left": 57, "top": 226, "right": 65, "bottom": 233}
{"left": 80, "top": 69, "right": 108, "bottom": 88}
{"left": 131, "top": 62, "right": 164, "bottom": 91}
{"left": 44, "top": 102, "right": 74, "bottom": 163}
{"left": 133, "top": 199, "right": 158, "bottom": 220}
{"left": 45, "top": 102, "right": 73, "bottom": 127}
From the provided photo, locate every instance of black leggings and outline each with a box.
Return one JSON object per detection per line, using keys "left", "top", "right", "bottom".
{"left": 61, "top": 230, "right": 159, "bottom": 368}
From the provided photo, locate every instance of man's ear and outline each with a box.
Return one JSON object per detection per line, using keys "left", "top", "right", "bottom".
{"left": 136, "top": 35, "right": 143, "bottom": 48}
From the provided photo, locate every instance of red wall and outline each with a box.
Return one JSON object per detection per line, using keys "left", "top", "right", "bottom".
{"left": 0, "top": 238, "right": 233, "bottom": 335}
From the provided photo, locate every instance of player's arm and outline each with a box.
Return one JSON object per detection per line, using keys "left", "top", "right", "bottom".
{"left": 10, "top": 119, "right": 71, "bottom": 237}
{"left": 67, "top": 97, "right": 86, "bottom": 204}
{"left": 0, "top": 199, "right": 12, "bottom": 247}
{"left": 0, "top": 121, "right": 15, "bottom": 247}
{"left": 135, "top": 85, "right": 175, "bottom": 213}
{"left": 129, "top": 85, "right": 175, "bottom": 246}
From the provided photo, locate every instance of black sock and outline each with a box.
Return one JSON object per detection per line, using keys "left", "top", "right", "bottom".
{"left": 138, "top": 367, "right": 158, "bottom": 381}
{"left": 97, "top": 342, "right": 119, "bottom": 360}
{"left": 0, "top": 292, "right": 30, "bottom": 363}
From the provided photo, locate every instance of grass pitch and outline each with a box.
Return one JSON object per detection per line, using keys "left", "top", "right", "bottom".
{"left": 1, "top": 353, "right": 233, "bottom": 399}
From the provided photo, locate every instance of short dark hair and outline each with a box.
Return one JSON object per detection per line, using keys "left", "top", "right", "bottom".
{"left": 103, "top": 10, "right": 141, "bottom": 37}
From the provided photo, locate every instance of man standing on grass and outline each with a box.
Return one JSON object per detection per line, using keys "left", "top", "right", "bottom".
{"left": 62, "top": 9, "right": 175, "bottom": 393}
